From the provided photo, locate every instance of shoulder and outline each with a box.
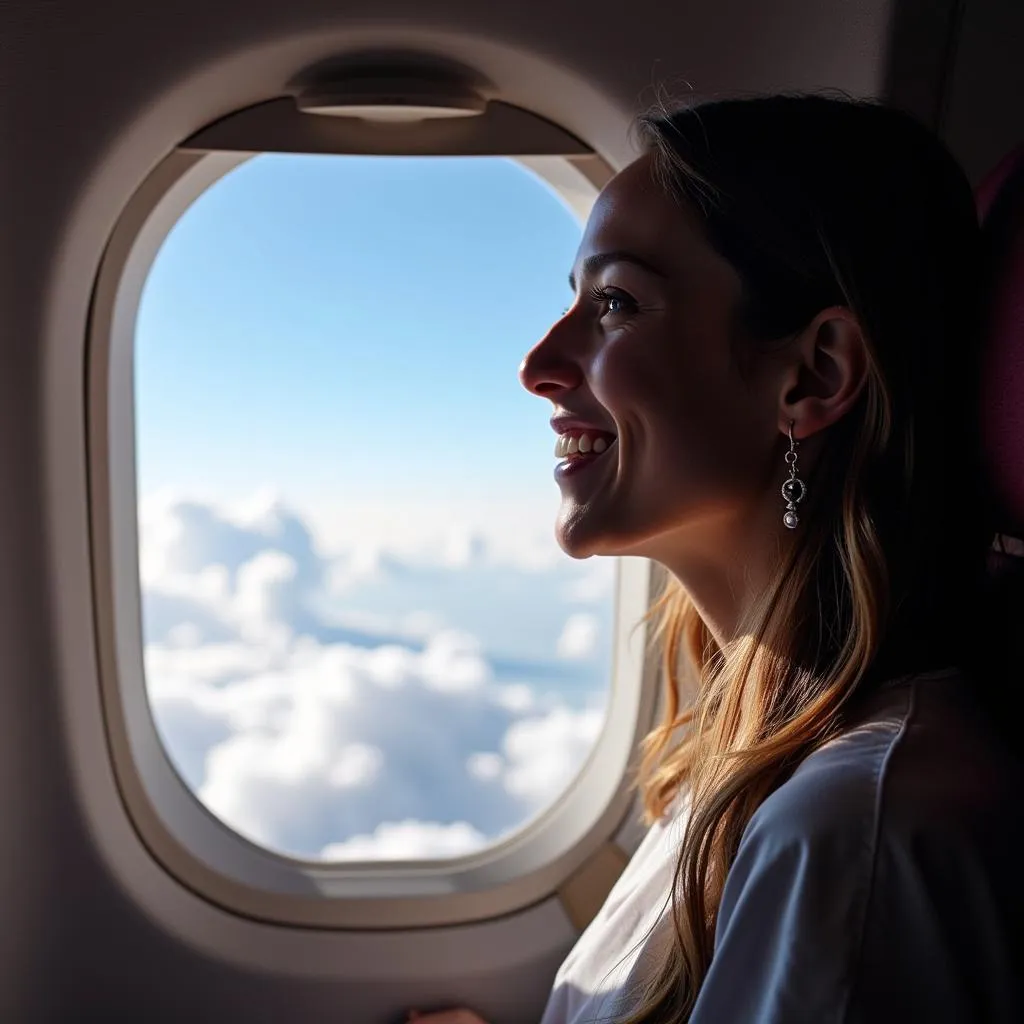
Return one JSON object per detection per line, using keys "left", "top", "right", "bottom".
{"left": 718, "top": 667, "right": 1024, "bottom": 941}
{"left": 742, "top": 668, "right": 1024, "bottom": 860}
{"left": 696, "top": 670, "right": 1024, "bottom": 1022}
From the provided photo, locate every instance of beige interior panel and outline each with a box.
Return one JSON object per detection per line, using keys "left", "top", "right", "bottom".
{"left": 557, "top": 841, "right": 632, "bottom": 933}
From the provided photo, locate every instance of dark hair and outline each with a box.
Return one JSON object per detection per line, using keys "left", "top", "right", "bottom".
{"left": 648, "top": 93, "right": 992, "bottom": 674}
{"left": 622, "top": 95, "right": 996, "bottom": 1022}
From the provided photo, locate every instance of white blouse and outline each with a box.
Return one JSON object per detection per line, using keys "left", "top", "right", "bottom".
{"left": 539, "top": 794, "right": 689, "bottom": 1024}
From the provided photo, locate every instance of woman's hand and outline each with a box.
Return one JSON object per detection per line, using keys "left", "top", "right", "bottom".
{"left": 407, "top": 1009, "right": 489, "bottom": 1024}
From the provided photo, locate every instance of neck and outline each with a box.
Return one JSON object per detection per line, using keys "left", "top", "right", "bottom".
{"left": 640, "top": 501, "right": 788, "bottom": 647}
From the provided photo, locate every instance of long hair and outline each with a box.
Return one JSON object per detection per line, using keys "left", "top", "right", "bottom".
{"left": 616, "top": 95, "right": 994, "bottom": 1022}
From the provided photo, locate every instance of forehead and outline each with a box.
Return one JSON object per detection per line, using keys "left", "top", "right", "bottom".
{"left": 576, "top": 153, "right": 705, "bottom": 272}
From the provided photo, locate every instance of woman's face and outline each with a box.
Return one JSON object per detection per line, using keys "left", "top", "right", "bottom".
{"left": 519, "top": 153, "right": 784, "bottom": 561}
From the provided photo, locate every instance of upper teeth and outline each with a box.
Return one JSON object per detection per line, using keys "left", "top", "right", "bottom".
{"left": 555, "top": 433, "right": 612, "bottom": 458}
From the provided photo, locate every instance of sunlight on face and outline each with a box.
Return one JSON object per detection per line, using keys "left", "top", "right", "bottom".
{"left": 520, "top": 154, "right": 782, "bottom": 562}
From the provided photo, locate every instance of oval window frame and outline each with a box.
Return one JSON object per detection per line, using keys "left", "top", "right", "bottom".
{"left": 86, "top": 99, "right": 661, "bottom": 929}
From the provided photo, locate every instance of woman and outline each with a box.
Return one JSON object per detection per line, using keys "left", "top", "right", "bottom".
{"left": 409, "top": 95, "right": 1024, "bottom": 1023}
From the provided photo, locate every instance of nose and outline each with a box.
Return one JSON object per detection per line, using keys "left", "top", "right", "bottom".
{"left": 518, "top": 318, "right": 584, "bottom": 397}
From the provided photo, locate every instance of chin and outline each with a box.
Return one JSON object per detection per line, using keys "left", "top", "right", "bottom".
{"left": 555, "top": 508, "right": 602, "bottom": 559}
{"left": 555, "top": 507, "right": 638, "bottom": 560}
{"left": 555, "top": 529, "right": 600, "bottom": 560}
{"left": 558, "top": 506, "right": 685, "bottom": 564}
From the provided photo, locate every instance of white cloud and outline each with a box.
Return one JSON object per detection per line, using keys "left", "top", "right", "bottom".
{"left": 502, "top": 707, "right": 605, "bottom": 807}
{"left": 140, "top": 493, "right": 616, "bottom": 664}
{"left": 419, "top": 630, "right": 491, "bottom": 692}
{"left": 562, "top": 560, "right": 616, "bottom": 603}
{"left": 441, "top": 528, "right": 487, "bottom": 569}
{"left": 145, "top": 639, "right": 275, "bottom": 686}
{"left": 327, "top": 743, "right": 385, "bottom": 788}
{"left": 467, "top": 751, "right": 504, "bottom": 782}
{"left": 361, "top": 644, "right": 417, "bottom": 689}
{"left": 140, "top": 494, "right": 617, "bottom": 859}
{"left": 233, "top": 550, "right": 297, "bottom": 638}
{"left": 494, "top": 683, "right": 534, "bottom": 714}
{"left": 320, "top": 821, "right": 488, "bottom": 861}
{"left": 166, "top": 622, "right": 203, "bottom": 648}
{"left": 299, "top": 495, "right": 566, "bottom": 571}
{"left": 556, "top": 613, "right": 600, "bottom": 660}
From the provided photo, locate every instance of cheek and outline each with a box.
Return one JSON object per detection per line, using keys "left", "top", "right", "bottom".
{"left": 595, "top": 328, "right": 768, "bottom": 495}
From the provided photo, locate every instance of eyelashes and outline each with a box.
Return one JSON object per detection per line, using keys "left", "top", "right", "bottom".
{"left": 587, "top": 285, "right": 637, "bottom": 318}
{"left": 561, "top": 286, "right": 640, "bottom": 320}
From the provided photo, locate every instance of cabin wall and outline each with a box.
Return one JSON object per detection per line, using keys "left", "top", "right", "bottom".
{"left": 942, "top": 0, "right": 1024, "bottom": 182}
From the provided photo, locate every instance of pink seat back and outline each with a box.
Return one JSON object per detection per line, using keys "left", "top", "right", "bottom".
{"left": 978, "top": 145, "right": 1024, "bottom": 540}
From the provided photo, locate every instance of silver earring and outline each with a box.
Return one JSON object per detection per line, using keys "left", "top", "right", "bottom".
{"left": 782, "top": 421, "right": 806, "bottom": 529}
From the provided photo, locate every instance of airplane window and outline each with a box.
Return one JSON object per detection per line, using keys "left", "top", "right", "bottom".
{"left": 135, "top": 154, "right": 614, "bottom": 863}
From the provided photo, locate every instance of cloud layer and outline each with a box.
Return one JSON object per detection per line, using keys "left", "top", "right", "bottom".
{"left": 140, "top": 495, "right": 615, "bottom": 860}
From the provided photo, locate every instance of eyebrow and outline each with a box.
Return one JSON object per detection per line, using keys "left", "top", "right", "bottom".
{"left": 568, "top": 251, "right": 668, "bottom": 292}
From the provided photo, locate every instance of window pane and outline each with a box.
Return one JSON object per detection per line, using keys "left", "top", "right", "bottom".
{"left": 135, "top": 154, "right": 614, "bottom": 862}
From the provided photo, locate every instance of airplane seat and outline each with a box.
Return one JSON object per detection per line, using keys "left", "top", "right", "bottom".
{"left": 977, "top": 145, "right": 1024, "bottom": 654}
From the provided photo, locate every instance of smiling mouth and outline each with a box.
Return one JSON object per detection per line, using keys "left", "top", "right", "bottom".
{"left": 554, "top": 429, "right": 618, "bottom": 466}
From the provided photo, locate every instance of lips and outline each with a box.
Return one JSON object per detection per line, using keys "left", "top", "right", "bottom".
{"left": 548, "top": 414, "right": 618, "bottom": 487}
{"left": 551, "top": 413, "right": 616, "bottom": 449}
{"left": 553, "top": 439, "right": 617, "bottom": 494}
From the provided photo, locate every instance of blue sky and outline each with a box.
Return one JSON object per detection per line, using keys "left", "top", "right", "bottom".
{"left": 136, "top": 154, "right": 582, "bottom": 506}
{"left": 132, "top": 155, "right": 621, "bottom": 860}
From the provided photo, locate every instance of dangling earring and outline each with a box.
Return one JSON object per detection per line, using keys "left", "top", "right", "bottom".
{"left": 782, "top": 421, "right": 806, "bottom": 529}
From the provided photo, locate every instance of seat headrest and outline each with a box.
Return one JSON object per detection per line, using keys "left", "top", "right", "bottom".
{"left": 978, "top": 145, "right": 1024, "bottom": 540}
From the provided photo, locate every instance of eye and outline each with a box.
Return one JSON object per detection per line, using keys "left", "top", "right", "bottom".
{"left": 587, "top": 285, "right": 637, "bottom": 320}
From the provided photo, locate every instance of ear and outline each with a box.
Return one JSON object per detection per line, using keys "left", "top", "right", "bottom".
{"left": 777, "top": 306, "right": 870, "bottom": 439}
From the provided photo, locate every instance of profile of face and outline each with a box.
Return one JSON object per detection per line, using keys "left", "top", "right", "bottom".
{"left": 519, "top": 153, "right": 788, "bottom": 564}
